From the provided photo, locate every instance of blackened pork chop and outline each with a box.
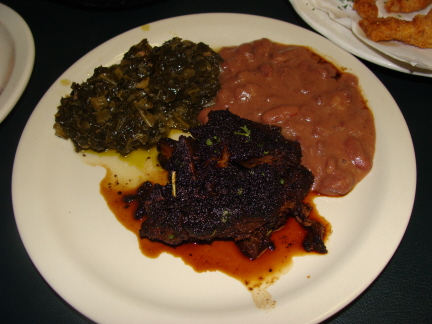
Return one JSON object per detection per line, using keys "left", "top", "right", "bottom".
{"left": 126, "top": 110, "right": 327, "bottom": 260}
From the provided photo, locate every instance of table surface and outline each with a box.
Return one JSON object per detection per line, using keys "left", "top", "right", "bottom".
{"left": 1, "top": 0, "right": 431, "bottom": 323}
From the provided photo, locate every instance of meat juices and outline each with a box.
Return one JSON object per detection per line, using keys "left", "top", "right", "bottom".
{"left": 127, "top": 110, "right": 326, "bottom": 260}
{"left": 199, "top": 38, "right": 375, "bottom": 196}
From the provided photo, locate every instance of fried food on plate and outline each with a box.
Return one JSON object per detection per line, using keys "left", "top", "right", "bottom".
{"left": 353, "top": 0, "right": 378, "bottom": 18}
{"left": 384, "top": 0, "right": 432, "bottom": 13}
{"left": 358, "top": 9, "right": 432, "bottom": 48}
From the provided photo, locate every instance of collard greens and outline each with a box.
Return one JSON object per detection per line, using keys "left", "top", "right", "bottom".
{"left": 54, "top": 37, "right": 222, "bottom": 155}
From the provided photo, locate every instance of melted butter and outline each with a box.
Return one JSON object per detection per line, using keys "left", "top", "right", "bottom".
{"left": 82, "top": 146, "right": 165, "bottom": 190}
{"left": 84, "top": 147, "right": 159, "bottom": 170}
{"left": 83, "top": 130, "right": 185, "bottom": 173}
{"left": 141, "top": 24, "right": 151, "bottom": 31}
{"left": 60, "top": 79, "right": 71, "bottom": 86}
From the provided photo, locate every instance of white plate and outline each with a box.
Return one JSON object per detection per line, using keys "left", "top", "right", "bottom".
{"left": 12, "top": 13, "right": 416, "bottom": 324}
{"left": 290, "top": 0, "right": 432, "bottom": 77}
{"left": 0, "top": 3, "right": 34, "bottom": 123}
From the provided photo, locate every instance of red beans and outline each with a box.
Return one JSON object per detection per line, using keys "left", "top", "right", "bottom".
{"left": 199, "top": 39, "right": 375, "bottom": 196}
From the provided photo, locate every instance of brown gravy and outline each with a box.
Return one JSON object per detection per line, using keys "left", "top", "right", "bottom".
{"left": 199, "top": 38, "right": 375, "bottom": 196}
{"left": 99, "top": 166, "right": 330, "bottom": 292}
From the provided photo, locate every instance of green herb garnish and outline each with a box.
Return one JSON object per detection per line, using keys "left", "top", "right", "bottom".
{"left": 234, "top": 125, "right": 251, "bottom": 137}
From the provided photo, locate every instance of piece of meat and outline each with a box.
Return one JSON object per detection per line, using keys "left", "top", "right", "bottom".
{"left": 353, "top": 0, "right": 379, "bottom": 18}
{"left": 126, "top": 110, "right": 327, "bottom": 260}
{"left": 385, "top": 0, "right": 432, "bottom": 13}
{"left": 358, "top": 9, "right": 432, "bottom": 48}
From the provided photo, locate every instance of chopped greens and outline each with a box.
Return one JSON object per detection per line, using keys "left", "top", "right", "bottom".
{"left": 54, "top": 37, "right": 223, "bottom": 155}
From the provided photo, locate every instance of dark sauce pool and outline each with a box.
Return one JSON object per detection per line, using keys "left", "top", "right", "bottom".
{"left": 98, "top": 163, "right": 331, "bottom": 296}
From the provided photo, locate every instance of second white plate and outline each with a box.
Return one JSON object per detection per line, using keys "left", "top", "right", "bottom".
{"left": 290, "top": 0, "right": 432, "bottom": 77}
{"left": 0, "top": 3, "right": 34, "bottom": 123}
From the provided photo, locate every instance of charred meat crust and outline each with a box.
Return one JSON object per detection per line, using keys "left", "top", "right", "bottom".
{"left": 126, "top": 110, "right": 327, "bottom": 259}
